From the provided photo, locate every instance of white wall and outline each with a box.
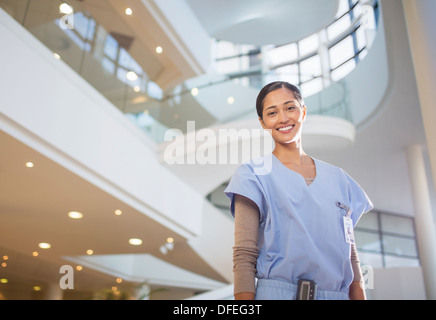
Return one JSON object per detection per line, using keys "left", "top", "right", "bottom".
{"left": 368, "top": 267, "right": 426, "bottom": 300}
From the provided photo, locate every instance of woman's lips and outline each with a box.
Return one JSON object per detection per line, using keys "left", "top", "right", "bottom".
{"left": 277, "top": 125, "right": 295, "bottom": 133}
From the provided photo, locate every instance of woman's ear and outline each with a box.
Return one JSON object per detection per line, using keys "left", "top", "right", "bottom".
{"left": 259, "top": 117, "right": 266, "bottom": 130}
{"left": 302, "top": 105, "right": 307, "bottom": 122}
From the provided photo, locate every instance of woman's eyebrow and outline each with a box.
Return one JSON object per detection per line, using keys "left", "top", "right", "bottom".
{"left": 265, "top": 100, "right": 296, "bottom": 111}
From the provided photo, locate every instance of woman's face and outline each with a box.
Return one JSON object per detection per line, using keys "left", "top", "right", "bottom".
{"left": 259, "top": 87, "right": 306, "bottom": 147}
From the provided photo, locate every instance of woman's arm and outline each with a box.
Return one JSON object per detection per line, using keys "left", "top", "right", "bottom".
{"left": 233, "top": 194, "right": 260, "bottom": 300}
{"left": 349, "top": 243, "right": 366, "bottom": 300}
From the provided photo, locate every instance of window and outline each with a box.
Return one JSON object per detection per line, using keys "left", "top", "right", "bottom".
{"left": 267, "top": 43, "right": 298, "bottom": 66}
{"left": 331, "top": 59, "right": 356, "bottom": 81}
{"left": 329, "top": 35, "right": 355, "bottom": 69}
{"left": 355, "top": 210, "right": 420, "bottom": 268}
{"left": 300, "top": 77, "right": 323, "bottom": 97}
{"left": 300, "top": 55, "right": 322, "bottom": 82}
{"left": 269, "top": 64, "right": 299, "bottom": 85}
{"left": 298, "top": 33, "right": 320, "bottom": 56}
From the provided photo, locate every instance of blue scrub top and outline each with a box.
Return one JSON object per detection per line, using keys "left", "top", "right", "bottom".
{"left": 225, "top": 154, "right": 373, "bottom": 293}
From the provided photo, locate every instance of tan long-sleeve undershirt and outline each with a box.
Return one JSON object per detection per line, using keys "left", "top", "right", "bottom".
{"left": 233, "top": 194, "right": 363, "bottom": 295}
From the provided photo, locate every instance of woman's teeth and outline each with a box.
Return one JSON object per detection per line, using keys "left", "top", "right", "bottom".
{"left": 278, "top": 125, "right": 294, "bottom": 132}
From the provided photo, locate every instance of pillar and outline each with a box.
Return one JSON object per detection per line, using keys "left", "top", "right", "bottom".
{"left": 406, "top": 145, "right": 436, "bottom": 300}
{"left": 402, "top": 0, "right": 436, "bottom": 199}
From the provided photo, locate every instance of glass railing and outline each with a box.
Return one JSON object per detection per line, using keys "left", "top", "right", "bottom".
{"left": 0, "top": 0, "right": 169, "bottom": 142}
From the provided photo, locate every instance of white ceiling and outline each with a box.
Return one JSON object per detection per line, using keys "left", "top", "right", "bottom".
{"left": 0, "top": 129, "right": 227, "bottom": 297}
{"left": 185, "top": 0, "right": 339, "bottom": 45}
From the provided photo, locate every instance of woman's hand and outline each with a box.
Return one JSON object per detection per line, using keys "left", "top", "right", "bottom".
{"left": 349, "top": 281, "right": 366, "bottom": 300}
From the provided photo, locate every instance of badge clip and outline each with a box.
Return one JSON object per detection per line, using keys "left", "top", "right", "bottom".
{"left": 336, "top": 201, "right": 351, "bottom": 217}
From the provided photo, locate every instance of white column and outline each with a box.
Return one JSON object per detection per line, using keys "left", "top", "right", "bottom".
{"left": 402, "top": 0, "right": 436, "bottom": 197}
{"left": 406, "top": 145, "right": 436, "bottom": 300}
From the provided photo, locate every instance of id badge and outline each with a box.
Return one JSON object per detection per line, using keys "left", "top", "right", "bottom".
{"left": 343, "top": 216, "right": 355, "bottom": 245}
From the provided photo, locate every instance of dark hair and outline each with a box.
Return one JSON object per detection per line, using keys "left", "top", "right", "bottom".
{"left": 256, "top": 81, "right": 304, "bottom": 120}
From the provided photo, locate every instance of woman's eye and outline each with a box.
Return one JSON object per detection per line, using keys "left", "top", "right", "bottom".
{"left": 287, "top": 106, "right": 296, "bottom": 111}
{"left": 267, "top": 112, "right": 277, "bottom": 116}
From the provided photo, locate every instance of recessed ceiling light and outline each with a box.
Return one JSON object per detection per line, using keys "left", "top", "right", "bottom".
{"left": 128, "top": 238, "right": 143, "bottom": 246}
{"left": 0, "top": 278, "right": 8, "bottom": 284}
{"left": 38, "top": 243, "right": 51, "bottom": 249}
{"left": 76, "top": 265, "right": 83, "bottom": 271}
{"left": 125, "top": 8, "right": 133, "bottom": 16}
{"left": 191, "top": 87, "right": 199, "bottom": 96}
{"left": 59, "top": 3, "right": 73, "bottom": 15}
{"left": 166, "top": 237, "right": 174, "bottom": 244}
{"left": 68, "top": 211, "right": 83, "bottom": 219}
{"left": 33, "top": 286, "right": 41, "bottom": 291}
{"left": 53, "top": 53, "right": 61, "bottom": 60}
{"left": 32, "top": 251, "right": 39, "bottom": 257}
{"left": 227, "top": 96, "right": 235, "bottom": 104}
{"left": 114, "top": 209, "right": 122, "bottom": 216}
{"left": 155, "top": 46, "right": 163, "bottom": 54}
{"left": 25, "top": 162, "right": 34, "bottom": 168}
{"left": 86, "top": 249, "right": 93, "bottom": 255}
{"left": 126, "top": 71, "right": 138, "bottom": 81}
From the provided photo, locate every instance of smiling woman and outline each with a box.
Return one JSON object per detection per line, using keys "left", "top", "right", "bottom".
{"left": 257, "top": 82, "right": 306, "bottom": 148}
{"left": 225, "top": 81, "right": 373, "bottom": 300}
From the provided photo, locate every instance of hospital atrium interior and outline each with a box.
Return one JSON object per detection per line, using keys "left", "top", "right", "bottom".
{"left": 0, "top": 0, "right": 436, "bottom": 300}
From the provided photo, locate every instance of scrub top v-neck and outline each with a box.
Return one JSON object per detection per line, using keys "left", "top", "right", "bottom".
{"left": 225, "top": 153, "right": 373, "bottom": 293}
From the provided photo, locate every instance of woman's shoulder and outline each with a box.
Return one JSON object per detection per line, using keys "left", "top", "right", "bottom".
{"left": 313, "top": 158, "right": 349, "bottom": 181}
{"left": 235, "top": 154, "right": 274, "bottom": 177}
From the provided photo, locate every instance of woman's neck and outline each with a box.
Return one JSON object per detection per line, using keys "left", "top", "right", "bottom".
{"left": 273, "top": 142, "right": 307, "bottom": 166}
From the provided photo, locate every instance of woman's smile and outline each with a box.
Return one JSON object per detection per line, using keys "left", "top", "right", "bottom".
{"left": 277, "top": 124, "right": 295, "bottom": 133}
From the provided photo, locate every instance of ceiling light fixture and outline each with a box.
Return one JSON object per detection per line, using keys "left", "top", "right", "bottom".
{"left": 59, "top": 3, "right": 73, "bottom": 15}
{"left": 38, "top": 243, "right": 51, "bottom": 249}
{"left": 86, "top": 249, "right": 94, "bottom": 255}
{"left": 68, "top": 211, "right": 83, "bottom": 219}
{"left": 155, "top": 46, "right": 163, "bottom": 54}
{"left": 191, "top": 87, "right": 199, "bottom": 96}
{"left": 126, "top": 71, "right": 138, "bottom": 81}
{"left": 25, "top": 162, "right": 34, "bottom": 168}
{"left": 125, "top": 8, "right": 133, "bottom": 16}
{"left": 114, "top": 209, "right": 122, "bottom": 216}
{"left": 227, "top": 96, "right": 235, "bottom": 104}
{"left": 129, "top": 238, "right": 143, "bottom": 246}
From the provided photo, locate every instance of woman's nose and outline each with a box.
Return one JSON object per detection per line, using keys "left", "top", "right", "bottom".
{"left": 278, "top": 111, "right": 289, "bottom": 122}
